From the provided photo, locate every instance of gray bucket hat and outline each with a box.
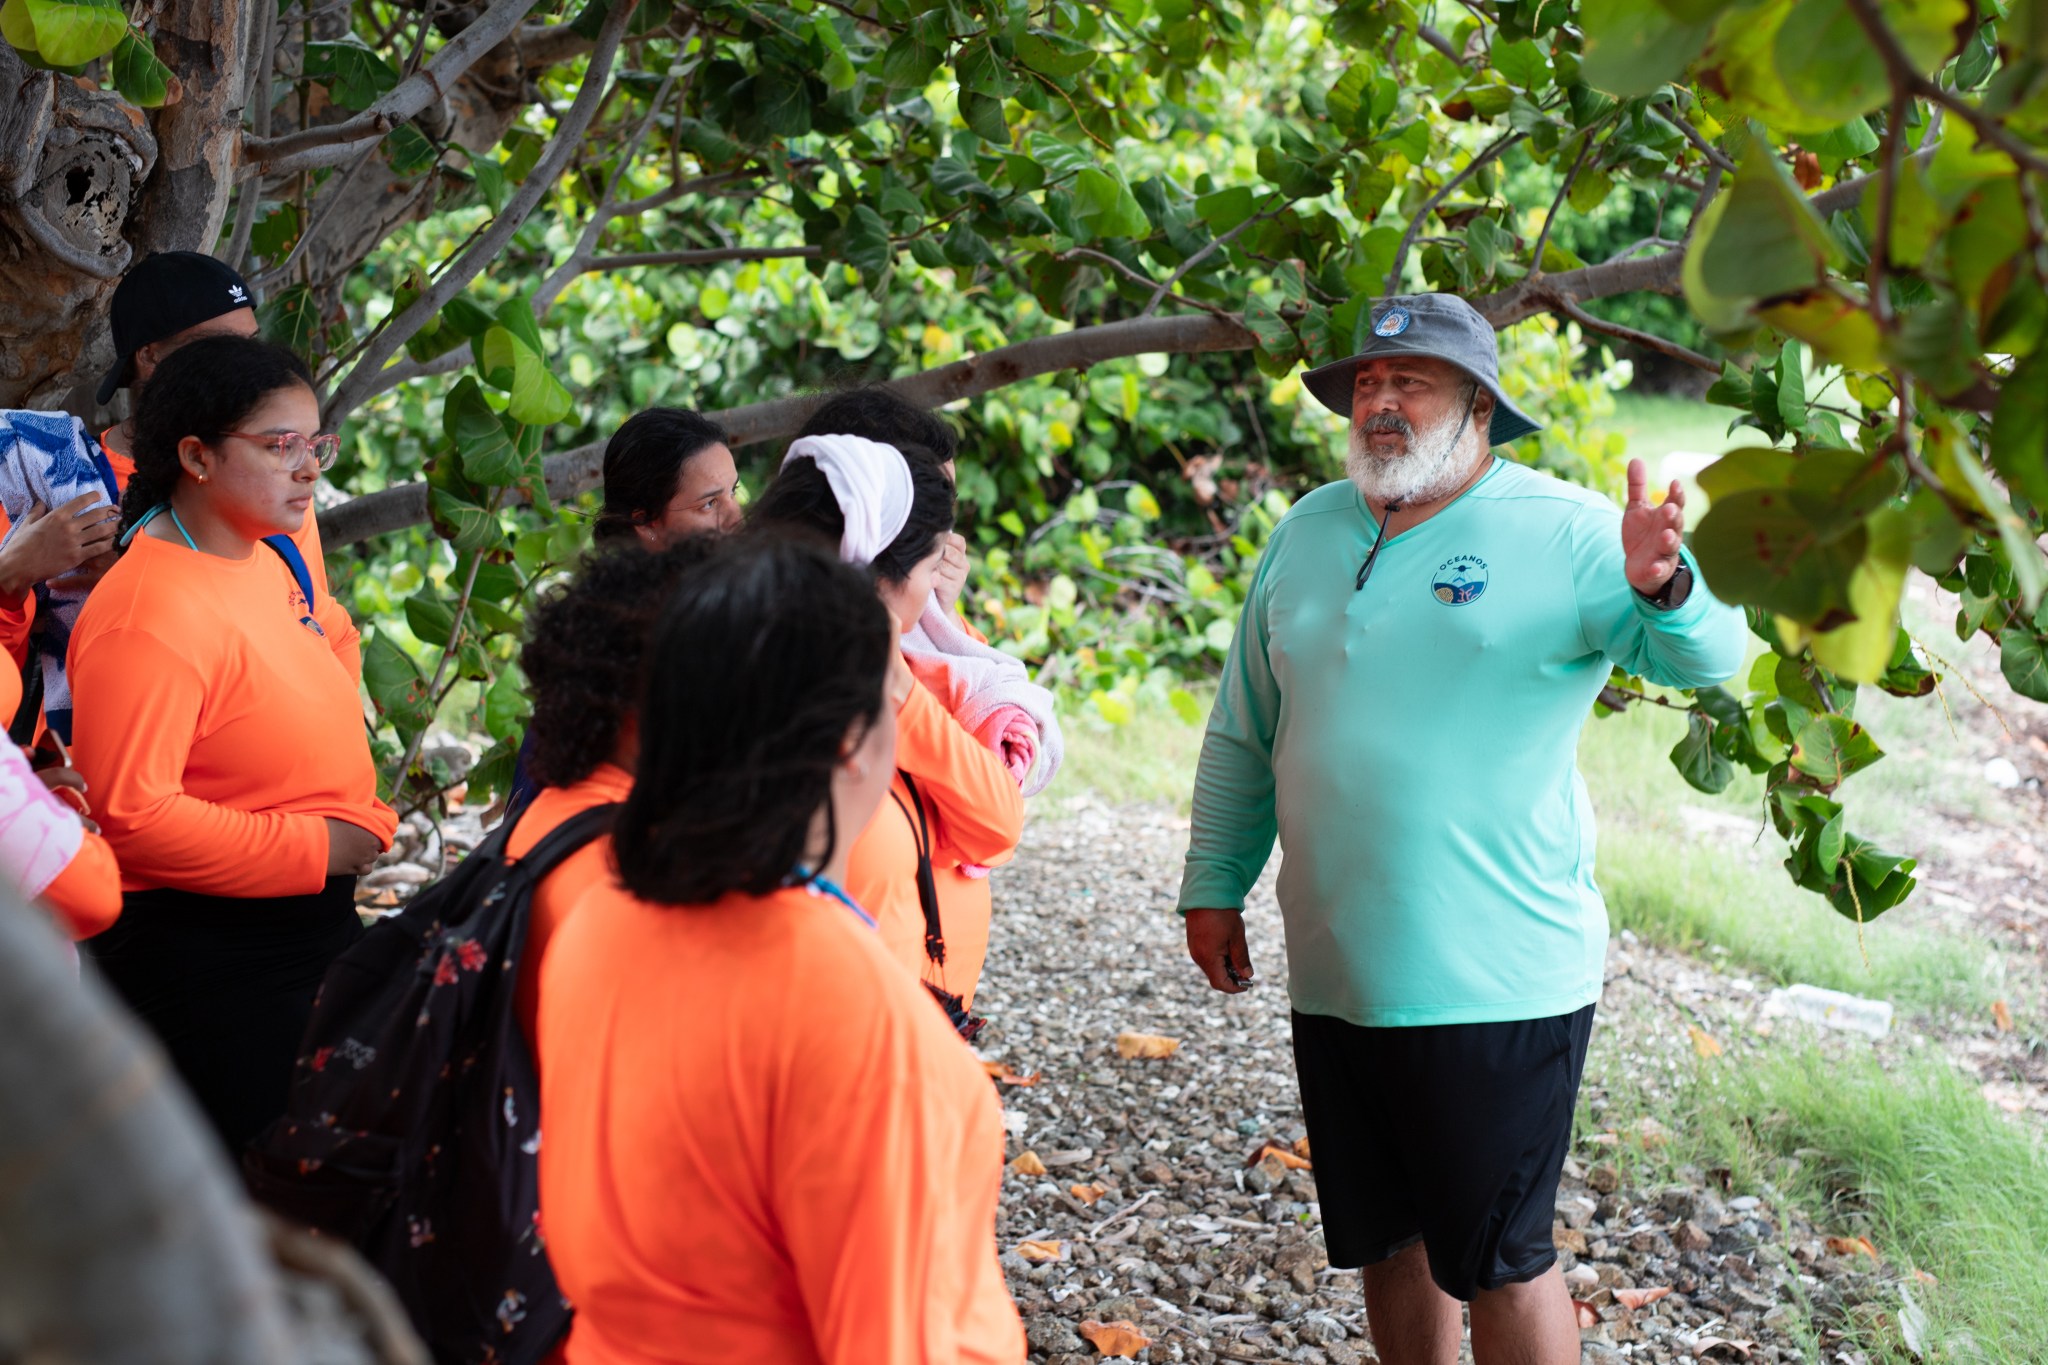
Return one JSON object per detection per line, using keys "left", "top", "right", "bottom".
{"left": 1300, "top": 293, "right": 1543, "bottom": 446}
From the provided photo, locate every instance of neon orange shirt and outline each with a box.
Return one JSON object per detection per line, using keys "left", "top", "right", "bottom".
{"left": 68, "top": 530, "right": 394, "bottom": 896}
{"left": 844, "top": 676, "right": 1023, "bottom": 1001}
{"left": 505, "top": 762, "right": 630, "bottom": 1051}
{"left": 0, "top": 661, "right": 120, "bottom": 937}
{"left": 537, "top": 879, "right": 1025, "bottom": 1365}
{"left": 0, "top": 442, "right": 328, "bottom": 702}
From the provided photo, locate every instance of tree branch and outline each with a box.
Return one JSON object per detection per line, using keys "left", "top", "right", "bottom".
{"left": 583, "top": 245, "right": 823, "bottom": 271}
{"left": 531, "top": 57, "right": 684, "bottom": 313}
{"left": 321, "top": 0, "right": 638, "bottom": 428}
{"left": 1868, "top": 89, "right": 1910, "bottom": 329}
{"left": 240, "top": 0, "right": 546, "bottom": 181}
{"left": 318, "top": 313, "right": 1254, "bottom": 545}
{"left": 1386, "top": 129, "right": 1525, "bottom": 295}
{"left": 1140, "top": 196, "right": 1283, "bottom": 317}
{"left": 513, "top": 20, "right": 593, "bottom": 69}
{"left": 1416, "top": 23, "right": 1465, "bottom": 66}
{"left": 1530, "top": 132, "right": 1594, "bottom": 277}
{"left": 317, "top": 156, "right": 1921, "bottom": 546}
{"left": 224, "top": 0, "right": 277, "bottom": 270}
{"left": 1551, "top": 295, "right": 1718, "bottom": 373}
{"left": 1653, "top": 105, "right": 1737, "bottom": 174}
{"left": 1846, "top": 0, "right": 2048, "bottom": 177}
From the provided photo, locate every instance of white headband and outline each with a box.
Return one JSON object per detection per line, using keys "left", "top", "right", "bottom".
{"left": 779, "top": 433, "right": 915, "bottom": 566}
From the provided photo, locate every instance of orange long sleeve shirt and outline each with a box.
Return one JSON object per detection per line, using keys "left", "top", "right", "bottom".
{"left": 845, "top": 676, "right": 1023, "bottom": 1003}
{"left": 68, "top": 530, "right": 394, "bottom": 896}
{"left": 0, "top": 662, "right": 120, "bottom": 937}
{"left": 537, "top": 879, "right": 1025, "bottom": 1365}
{"left": 505, "top": 762, "right": 631, "bottom": 1051}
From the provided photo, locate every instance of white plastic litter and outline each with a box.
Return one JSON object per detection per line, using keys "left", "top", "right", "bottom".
{"left": 1763, "top": 983, "right": 1894, "bottom": 1039}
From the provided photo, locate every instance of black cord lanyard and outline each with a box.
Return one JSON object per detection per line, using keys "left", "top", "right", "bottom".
{"left": 1353, "top": 391, "right": 1481, "bottom": 592}
{"left": 889, "top": 771, "right": 946, "bottom": 969}
{"left": 1355, "top": 499, "right": 1402, "bottom": 591}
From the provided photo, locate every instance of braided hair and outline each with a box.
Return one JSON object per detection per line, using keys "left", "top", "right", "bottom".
{"left": 120, "top": 336, "right": 314, "bottom": 541}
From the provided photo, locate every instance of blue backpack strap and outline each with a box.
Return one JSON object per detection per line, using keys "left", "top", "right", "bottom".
{"left": 263, "top": 535, "right": 325, "bottom": 637}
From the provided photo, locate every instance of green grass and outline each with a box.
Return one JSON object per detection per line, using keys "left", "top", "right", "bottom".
{"left": 1045, "top": 699, "right": 1209, "bottom": 811}
{"left": 1582, "top": 702, "right": 1997, "bottom": 1016}
{"left": 1680, "top": 1046, "right": 2048, "bottom": 1363}
{"left": 1612, "top": 391, "right": 1771, "bottom": 468}
{"left": 1057, "top": 678, "right": 2001, "bottom": 1015}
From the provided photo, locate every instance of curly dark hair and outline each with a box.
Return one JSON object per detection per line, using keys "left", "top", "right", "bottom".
{"left": 613, "top": 535, "right": 894, "bottom": 905}
{"left": 519, "top": 537, "right": 720, "bottom": 788}
{"left": 796, "top": 386, "right": 959, "bottom": 463}
{"left": 592, "top": 408, "right": 729, "bottom": 546}
{"left": 746, "top": 439, "right": 954, "bottom": 584}
{"left": 120, "top": 336, "right": 314, "bottom": 539}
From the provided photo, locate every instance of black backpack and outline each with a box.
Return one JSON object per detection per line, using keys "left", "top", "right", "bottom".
{"left": 244, "top": 802, "right": 618, "bottom": 1365}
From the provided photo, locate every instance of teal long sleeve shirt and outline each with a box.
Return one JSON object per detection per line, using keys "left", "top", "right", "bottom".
{"left": 1178, "top": 459, "right": 1749, "bottom": 1027}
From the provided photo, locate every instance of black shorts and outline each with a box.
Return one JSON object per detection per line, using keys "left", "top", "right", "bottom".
{"left": 1290, "top": 1003, "right": 1595, "bottom": 1301}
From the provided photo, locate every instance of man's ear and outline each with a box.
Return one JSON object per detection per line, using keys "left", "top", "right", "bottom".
{"left": 1471, "top": 387, "right": 1496, "bottom": 423}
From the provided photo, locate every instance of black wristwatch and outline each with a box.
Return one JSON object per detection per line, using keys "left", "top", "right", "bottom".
{"left": 1635, "top": 561, "right": 1694, "bottom": 611}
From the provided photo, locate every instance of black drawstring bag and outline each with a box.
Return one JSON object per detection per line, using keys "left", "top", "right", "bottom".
{"left": 892, "top": 771, "right": 985, "bottom": 1043}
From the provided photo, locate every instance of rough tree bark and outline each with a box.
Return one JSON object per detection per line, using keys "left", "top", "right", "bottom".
{"left": 0, "top": 0, "right": 592, "bottom": 415}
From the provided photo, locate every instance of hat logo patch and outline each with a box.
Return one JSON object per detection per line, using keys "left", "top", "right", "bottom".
{"left": 1373, "top": 307, "right": 1411, "bottom": 337}
{"left": 1432, "top": 554, "right": 1488, "bottom": 606}
{"left": 229, "top": 284, "right": 248, "bottom": 303}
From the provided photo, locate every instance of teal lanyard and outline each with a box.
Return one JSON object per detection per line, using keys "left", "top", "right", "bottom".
{"left": 119, "top": 503, "right": 198, "bottom": 551}
{"left": 790, "top": 867, "right": 876, "bottom": 928}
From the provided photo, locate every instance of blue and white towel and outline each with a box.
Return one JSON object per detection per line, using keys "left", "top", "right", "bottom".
{"left": 0, "top": 410, "right": 123, "bottom": 742}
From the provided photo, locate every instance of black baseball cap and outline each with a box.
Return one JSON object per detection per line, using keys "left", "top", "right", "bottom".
{"left": 97, "top": 251, "right": 256, "bottom": 405}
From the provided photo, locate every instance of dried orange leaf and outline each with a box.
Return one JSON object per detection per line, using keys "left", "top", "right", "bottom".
{"left": 1009, "top": 1150, "right": 1047, "bottom": 1177}
{"left": 1993, "top": 1000, "right": 2015, "bottom": 1032}
{"left": 1911, "top": 1267, "right": 1939, "bottom": 1286}
{"left": 1824, "top": 1235, "right": 1878, "bottom": 1260}
{"left": 1243, "top": 1141, "right": 1312, "bottom": 1170}
{"left": 1115, "top": 1031, "right": 1181, "bottom": 1060}
{"left": 982, "top": 1059, "right": 1042, "bottom": 1086}
{"left": 1614, "top": 1286, "right": 1671, "bottom": 1309}
{"left": 1694, "top": 1339, "right": 1754, "bottom": 1360}
{"left": 1292, "top": 1136, "right": 1311, "bottom": 1160}
{"left": 1689, "top": 1026, "right": 1725, "bottom": 1058}
{"left": 1069, "top": 1181, "right": 1109, "bottom": 1205}
{"left": 1573, "top": 1299, "right": 1603, "bottom": 1328}
{"left": 1015, "top": 1239, "right": 1063, "bottom": 1263}
{"left": 1078, "top": 1319, "right": 1153, "bottom": 1358}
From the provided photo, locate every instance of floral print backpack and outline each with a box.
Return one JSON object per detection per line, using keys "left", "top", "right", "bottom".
{"left": 244, "top": 802, "right": 617, "bottom": 1365}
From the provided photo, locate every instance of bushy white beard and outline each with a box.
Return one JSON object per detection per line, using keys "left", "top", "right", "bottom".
{"left": 1345, "top": 404, "right": 1483, "bottom": 506}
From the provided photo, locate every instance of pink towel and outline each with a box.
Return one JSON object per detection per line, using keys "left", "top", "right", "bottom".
{"left": 901, "top": 600, "right": 1064, "bottom": 797}
{"left": 974, "top": 704, "right": 1038, "bottom": 786}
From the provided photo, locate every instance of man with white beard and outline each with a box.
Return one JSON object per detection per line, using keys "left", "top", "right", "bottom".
{"left": 1178, "top": 293, "right": 1747, "bottom": 1365}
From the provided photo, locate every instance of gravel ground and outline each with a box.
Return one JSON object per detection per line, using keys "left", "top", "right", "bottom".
{"left": 356, "top": 745, "right": 2005, "bottom": 1363}
{"left": 973, "top": 797, "right": 1926, "bottom": 1365}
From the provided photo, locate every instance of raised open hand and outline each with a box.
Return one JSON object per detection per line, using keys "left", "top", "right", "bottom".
{"left": 1621, "top": 458, "right": 1686, "bottom": 596}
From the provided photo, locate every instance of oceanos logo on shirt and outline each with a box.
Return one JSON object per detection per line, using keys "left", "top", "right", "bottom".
{"left": 1432, "top": 554, "right": 1489, "bottom": 605}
